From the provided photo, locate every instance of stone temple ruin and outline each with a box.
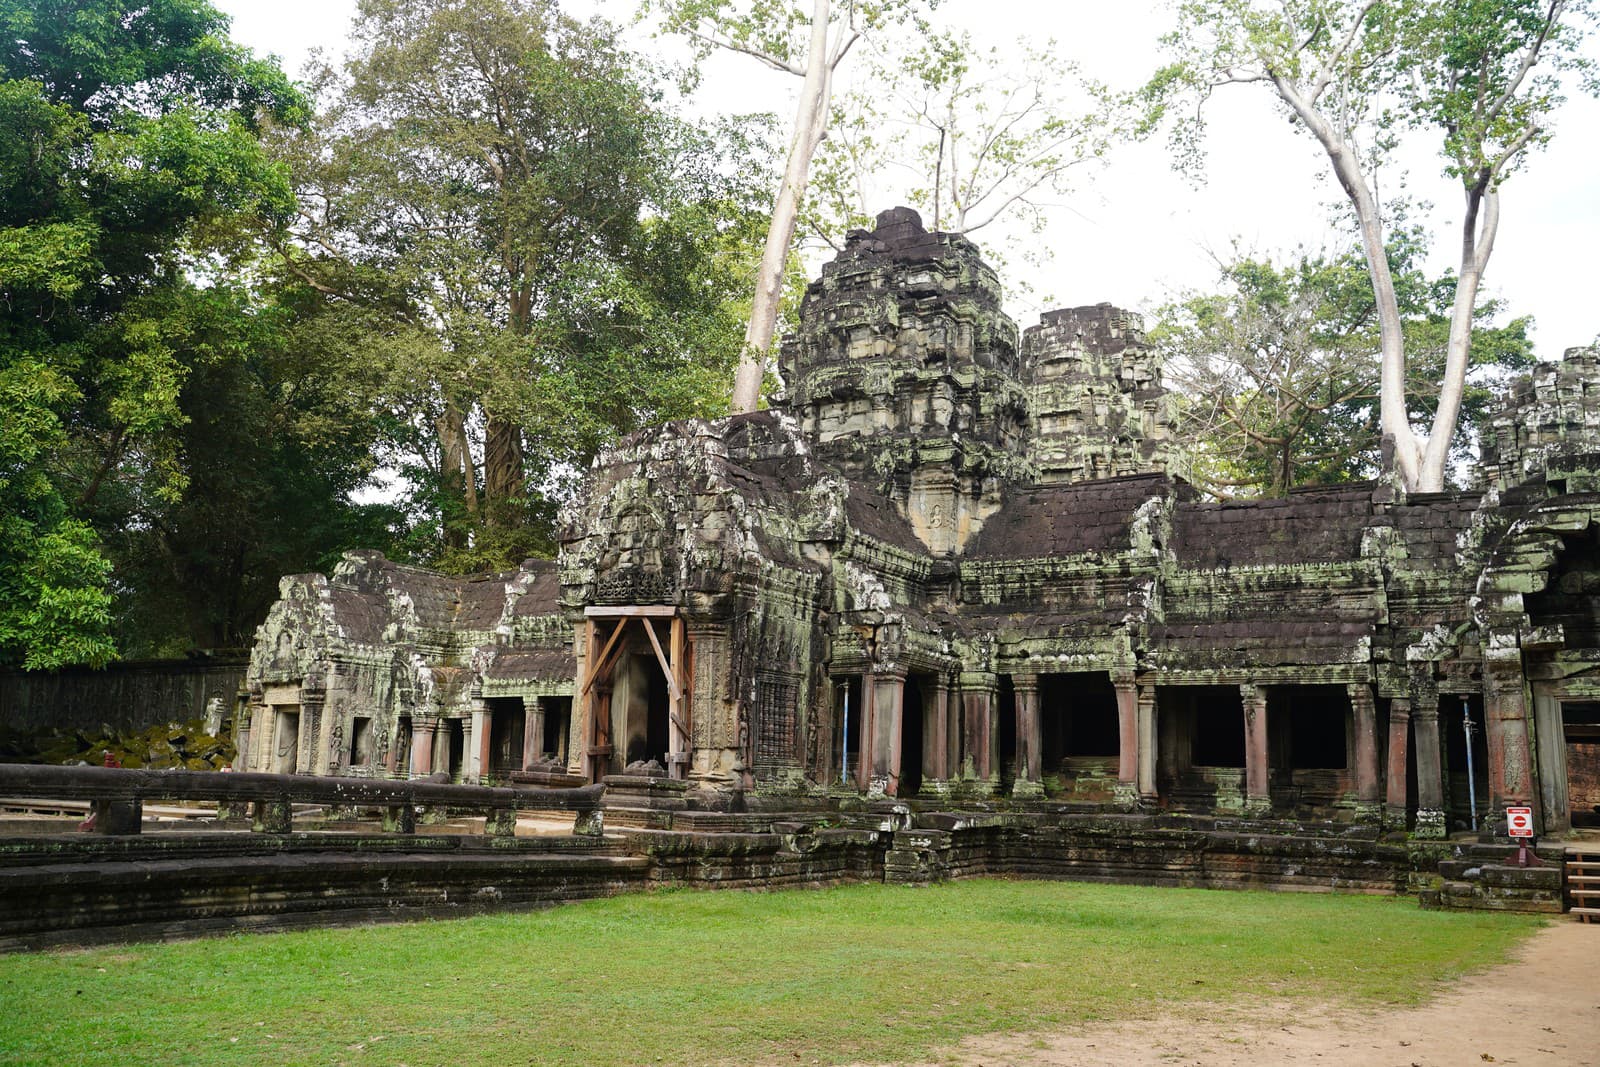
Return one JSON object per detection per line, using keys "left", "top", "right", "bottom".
{"left": 243, "top": 206, "right": 1600, "bottom": 843}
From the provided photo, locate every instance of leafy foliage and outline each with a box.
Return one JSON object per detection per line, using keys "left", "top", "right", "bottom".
{"left": 1154, "top": 236, "right": 1533, "bottom": 496}
{"left": 0, "top": 0, "right": 307, "bottom": 665}
{"left": 1154, "top": 0, "right": 1594, "bottom": 490}
{"left": 276, "top": 0, "right": 771, "bottom": 571}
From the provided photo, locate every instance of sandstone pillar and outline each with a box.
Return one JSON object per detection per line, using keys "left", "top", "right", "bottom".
{"left": 1137, "top": 683, "right": 1158, "bottom": 802}
{"left": 857, "top": 668, "right": 877, "bottom": 792}
{"left": 469, "top": 700, "right": 490, "bottom": 784}
{"left": 1348, "top": 682, "right": 1381, "bottom": 822}
{"left": 299, "top": 684, "right": 326, "bottom": 776}
{"left": 1384, "top": 697, "right": 1411, "bottom": 830}
{"left": 237, "top": 690, "right": 264, "bottom": 771}
{"left": 1411, "top": 673, "right": 1446, "bottom": 838}
{"left": 522, "top": 697, "right": 543, "bottom": 770}
{"left": 686, "top": 622, "right": 737, "bottom": 788}
{"left": 411, "top": 717, "right": 437, "bottom": 778}
{"left": 870, "top": 669, "right": 907, "bottom": 796}
{"left": 1012, "top": 673, "right": 1043, "bottom": 800}
{"left": 925, "top": 676, "right": 951, "bottom": 784}
{"left": 1241, "top": 683, "right": 1271, "bottom": 816}
{"left": 1113, "top": 676, "right": 1138, "bottom": 807}
{"left": 1484, "top": 633, "right": 1535, "bottom": 819}
{"left": 1533, "top": 690, "right": 1570, "bottom": 836}
{"left": 944, "top": 673, "right": 960, "bottom": 782}
{"left": 960, "top": 672, "right": 998, "bottom": 789}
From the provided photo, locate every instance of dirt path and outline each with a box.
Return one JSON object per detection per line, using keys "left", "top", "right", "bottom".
{"left": 877, "top": 921, "right": 1600, "bottom": 1067}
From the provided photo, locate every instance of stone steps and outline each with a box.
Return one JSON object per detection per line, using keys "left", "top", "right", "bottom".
{"left": 1566, "top": 846, "right": 1600, "bottom": 922}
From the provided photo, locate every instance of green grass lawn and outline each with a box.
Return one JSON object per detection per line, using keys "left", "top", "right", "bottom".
{"left": 0, "top": 879, "right": 1540, "bottom": 1067}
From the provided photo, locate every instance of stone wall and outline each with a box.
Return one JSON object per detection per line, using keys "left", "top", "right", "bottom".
{"left": 0, "top": 657, "right": 247, "bottom": 739}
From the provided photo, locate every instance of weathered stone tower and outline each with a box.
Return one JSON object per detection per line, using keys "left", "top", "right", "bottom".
{"left": 777, "top": 207, "right": 1027, "bottom": 554}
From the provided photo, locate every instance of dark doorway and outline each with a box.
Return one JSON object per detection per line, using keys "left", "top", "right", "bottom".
{"left": 998, "top": 676, "right": 1017, "bottom": 791}
{"left": 542, "top": 697, "right": 572, "bottom": 762}
{"left": 1188, "top": 686, "right": 1245, "bottom": 768}
{"left": 1562, "top": 702, "right": 1600, "bottom": 828}
{"left": 446, "top": 718, "right": 465, "bottom": 781}
{"left": 646, "top": 656, "right": 670, "bottom": 766}
{"left": 1040, "top": 672, "right": 1120, "bottom": 799}
{"left": 901, "top": 675, "right": 925, "bottom": 795}
{"left": 487, "top": 698, "right": 525, "bottom": 781}
{"left": 1269, "top": 686, "right": 1349, "bottom": 770}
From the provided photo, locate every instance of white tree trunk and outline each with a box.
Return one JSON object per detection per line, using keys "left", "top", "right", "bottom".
{"left": 1417, "top": 187, "right": 1499, "bottom": 491}
{"left": 730, "top": 0, "right": 834, "bottom": 414}
{"left": 1271, "top": 75, "right": 1423, "bottom": 488}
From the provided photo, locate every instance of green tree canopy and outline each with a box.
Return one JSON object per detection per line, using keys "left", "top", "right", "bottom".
{"left": 0, "top": 0, "right": 307, "bottom": 667}
{"left": 1153, "top": 236, "right": 1533, "bottom": 497}
{"left": 277, "top": 0, "right": 771, "bottom": 571}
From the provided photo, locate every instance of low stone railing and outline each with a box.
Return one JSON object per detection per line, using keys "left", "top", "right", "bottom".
{"left": 0, "top": 764, "right": 604, "bottom": 838}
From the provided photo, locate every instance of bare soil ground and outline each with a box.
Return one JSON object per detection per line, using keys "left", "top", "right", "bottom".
{"left": 876, "top": 921, "right": 1600, "bottom": 1067}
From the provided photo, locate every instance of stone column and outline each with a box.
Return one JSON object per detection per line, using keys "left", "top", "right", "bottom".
{"left": 1113, "top": 676, "right": 1138, "bottom": 807}
{"left": 1136, "top": 683, "right": 1158, "bottom": 802}
{"left": 298, "top": 684, "right": 326, "bottom": 776}
{"left": 1241, "top": 683, "right": 1271, "bottom": 816}
{"left": 1348, "top": 682, "right": 1382, "bottom": 823}
{"left": 924, "top": 676, "right": 951, "bottom": 787}
{"left": 856, "top": 668, "right": 877, "bottom": 793}
{"left": 523, "top": 697, "right": 544, "bottom": 769}
{"left": 943, "top": 673, "right": 960, "bottom": 783}
{"left": 686, "top": 622, "right": 737, "bottom": 788}
{"left": 469, "top": 700, "right": 491, "bottom": 784}
{"left": 1411, "top": 671, "right": 1446, "bottom": 838}
{"left": 411, "top": 717, "right": 437, "bottom": 778}
{"left": 1384, "top": 697, "right": 1411, "bottom": 831}
{"left": 871, "top": 668, "right": 906, "bottom": 796}
{"left": 960, "top": 671, "right": 998, "bottom": 790}
{"left": 1012, "top": 673, "right": 1043, "bottom": 800}
{"left": 1484, "top": 631, "right": 1535, "bottom": 818}
{"left": 236, "top": 690, "right": 264, "bottom": 771}
{"left": 1532, "top": 690, "right": 1569, "bottom": 836}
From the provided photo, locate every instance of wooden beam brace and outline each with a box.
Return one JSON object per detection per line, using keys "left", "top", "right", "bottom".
{"left": 640, "top": 617, "right": 684, "bottom": 702}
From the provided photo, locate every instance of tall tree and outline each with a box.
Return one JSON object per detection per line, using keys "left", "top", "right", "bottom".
{"left": 280, "top": 0, "right": 768, "bottom": 569}
{"left": 0, "top": 0, "right": 305, "bottom": 666}
{"left": 1158, "top": 0, "right": 1594, "bottom": 491}
{"left": 644, "top": 0, "right": 933, "bottom": 413}
{"left": 1154, "top": 237, "right": 1533, "bottom": 497}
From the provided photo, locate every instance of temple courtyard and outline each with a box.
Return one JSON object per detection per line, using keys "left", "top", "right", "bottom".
{"left": 0, "top": 878, "right": 1591, "bottom": 1067}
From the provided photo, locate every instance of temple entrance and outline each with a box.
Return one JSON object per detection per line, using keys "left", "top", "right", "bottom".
{"left": 1268, "top": 685, "right": 1351, "bottom": 817}
{"left": 541, "top": 697, "right": 572, "bottom": 763}
{"left": 1563, "top": 702, "right": 1600, "bottom": 828}
{"left": 1160, "top": 685, "right": 1245, "bottom": 810}
{"left": 1039, "top": 672, "right": 1119, "bottom": 800}
{"left": 445, "top": 718, "right": 465, "bottom": 781}
{"left": 577, "top": 608, "right": 689, "bottom": 782}
{"left": 487, "top": 698, "right": 525, "bottom": 781}
{"left": 619, "top": 653, "right": 671, "bottom": 767}
{"left": 1443, "top": 694, "right": 1490, "bottom": 832}
{"left": 829, "top": 676, "right": 865, "bottom": 788}
{"left": 272, "top": 708, "right": 299, "bottom": 774}
{"left": 900, "top": 675, "right": 925, "bottom": 795}
{"left": 998, "top": 676, "right": 1017, "bottom": 792}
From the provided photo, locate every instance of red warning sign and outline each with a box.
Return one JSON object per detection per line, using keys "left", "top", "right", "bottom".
{"left": 1506, "top": 806, "right": 1534, "bottom": 838}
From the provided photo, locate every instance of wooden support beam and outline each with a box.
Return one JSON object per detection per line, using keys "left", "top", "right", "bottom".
{"left": 584, "top": 605, "right": 676, "bottom": 617}
{"left": 580, "top": 620, "right": 629, "bottom": 698}
{"left": 639, "top": 617, "right": 684, "bottom": 703}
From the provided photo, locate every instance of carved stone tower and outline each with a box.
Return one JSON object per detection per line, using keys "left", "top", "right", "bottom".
{"left": 776, "top": 207, "right": 1027, "bottom": 554}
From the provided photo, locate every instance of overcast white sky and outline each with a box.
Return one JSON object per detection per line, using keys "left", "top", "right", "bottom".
{"left": 215, "top": 0, "right": 1600, "bottom": 360}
